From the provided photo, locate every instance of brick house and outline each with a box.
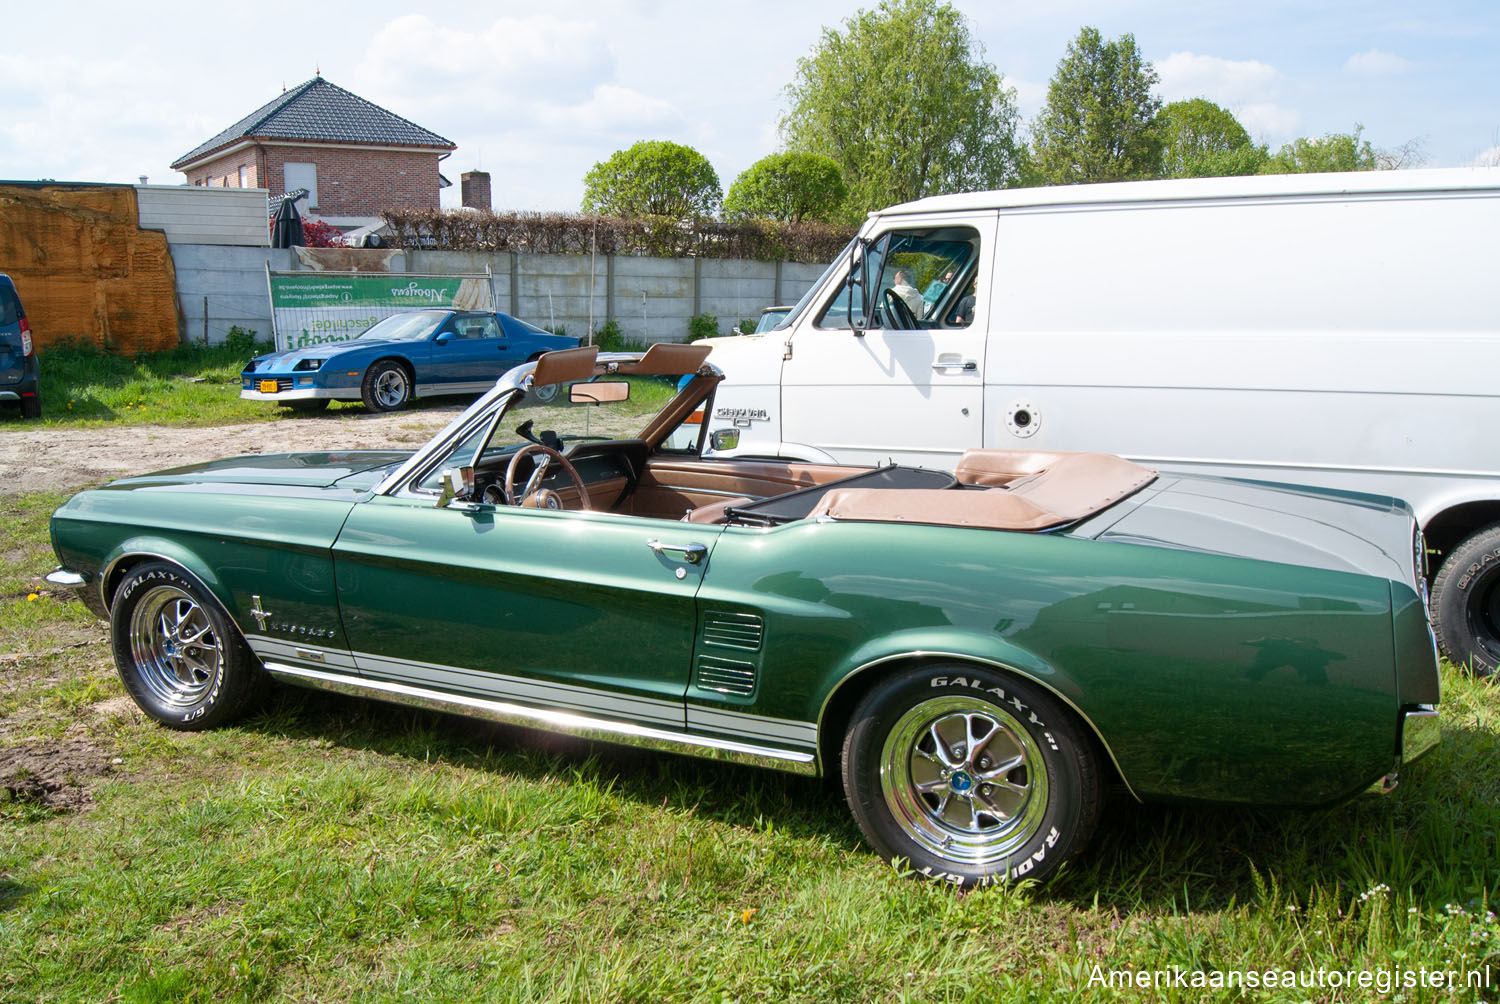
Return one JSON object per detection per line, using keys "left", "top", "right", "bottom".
{"left": 170, "top": 76, "right": 455, "bottom": 224}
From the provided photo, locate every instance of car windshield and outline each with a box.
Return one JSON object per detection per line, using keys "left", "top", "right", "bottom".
{"left": 416, "top": 373, "right": 692, "bottom": 492}
{"left": 356, "top": 311, "right": 449, "bottom": 341}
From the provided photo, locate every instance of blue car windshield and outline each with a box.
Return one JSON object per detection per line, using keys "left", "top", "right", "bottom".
{"left": 356, "top": 311, "right": 449, "bottom": 341}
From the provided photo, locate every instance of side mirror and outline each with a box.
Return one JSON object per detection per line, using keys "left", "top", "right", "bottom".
{"left": 435, "top": 466, "right": 474, "bottom": 508}
{"left": 435, "top": 331, "right": 454, "bottom": 345}
{"left": 709, "top": 429, "right": 740, "bottom": 452}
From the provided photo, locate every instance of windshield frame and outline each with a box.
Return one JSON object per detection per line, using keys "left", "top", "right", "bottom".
{"left": 355, "top": 310, "right": 453, "bottom": 342}
{"left": 373, "top": 352, "right": 724, "bottom": 499}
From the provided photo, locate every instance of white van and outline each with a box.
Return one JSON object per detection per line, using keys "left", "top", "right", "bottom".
{"left": 699, "top": 167, "right": 1500, "bottom": 674}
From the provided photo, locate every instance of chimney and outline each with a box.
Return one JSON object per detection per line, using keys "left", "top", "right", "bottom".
{"left": 138, "top": 176, "right": 149, "bottom": 185}
{"left": 461, "top": 171, "right": 492, "bottom": 211}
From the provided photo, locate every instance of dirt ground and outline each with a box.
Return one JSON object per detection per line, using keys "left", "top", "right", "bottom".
{"left": 0, "top": 406, "right": 467, "bottom": 495}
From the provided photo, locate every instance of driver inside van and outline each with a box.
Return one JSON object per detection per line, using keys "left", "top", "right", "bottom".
{"left": 890, "top": 269, "right": 925, "bottom": 314}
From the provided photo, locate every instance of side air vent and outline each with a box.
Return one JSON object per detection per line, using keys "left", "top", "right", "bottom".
{"left": 695, "top": 655, "right": 757, "bottom": 697}
{"left": 703, "top": 611, "right": 764, "bottom": 651}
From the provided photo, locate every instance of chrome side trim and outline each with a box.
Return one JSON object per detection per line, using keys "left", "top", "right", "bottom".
{"left": 350, "top": 649, "right": 685, "bottom": 727}
{"left": 262, "top": 662, "right": 818, "bottom": 775}
{"left": 245, "top": 635, "right": 357, "bottom": 671}
{"left": 414, "top": 381, "right": 496, "bottom": 396}
{"left": 816, "top": 649, "right": 1143, "bottom": 802}
{"left": 1400, "top": 704, "right": 1441, "bottom": 764}
{"left": 687, "top": 706, "right": 817, "bottom": 747}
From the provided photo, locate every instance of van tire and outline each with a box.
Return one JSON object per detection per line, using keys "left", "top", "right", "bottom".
{"left": 1432, "top": 524, "right": 1500, "bottom": 677}
{"left": 20, "top": 396, "right": 40, "bottom": 420}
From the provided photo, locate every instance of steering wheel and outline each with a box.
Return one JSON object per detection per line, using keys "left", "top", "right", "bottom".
{"left": 882, "top": 288, "right": 919, "bottom": 330}
{"left": 503, "top": 444, "right": 592, "bottom": 510}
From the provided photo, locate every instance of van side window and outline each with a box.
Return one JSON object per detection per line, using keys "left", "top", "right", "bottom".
{"left": 815, "top": 226, "right": 981, "bottom": 331}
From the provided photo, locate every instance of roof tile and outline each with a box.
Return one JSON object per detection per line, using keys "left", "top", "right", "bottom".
{"left": 172, "top": 77, "right": 454, "bottom": 169}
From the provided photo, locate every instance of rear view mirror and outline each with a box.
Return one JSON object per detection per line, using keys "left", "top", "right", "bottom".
{"left": 571, "top": 381, "right": 629, "bottom": 404}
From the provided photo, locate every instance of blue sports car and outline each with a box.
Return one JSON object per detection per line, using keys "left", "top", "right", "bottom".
{"left": 241, "top": 310, "right": 580, "bottom": 413}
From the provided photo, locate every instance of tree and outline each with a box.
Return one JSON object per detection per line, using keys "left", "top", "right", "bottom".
{"left": 580, "top": 140, "right": 722, "bottom": 219}
{"left": 722, "top": 152, "right": 848, "bottom": 223}
{"left": 1032, "top": 27, "right": 1163, "bottom": 184}
{"left": 1157, "top": 99, "right": 1267, "bottom": 178}
{"left": 1262, "top": 126, "right": 1378, "bottom": 174}
{"left": 781, "top": 0, "right": 1023, "bottom": 218}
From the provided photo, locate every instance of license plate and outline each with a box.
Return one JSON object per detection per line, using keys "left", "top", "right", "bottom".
{"left": 258, "top": 379, "right": 279, "bottom": 393}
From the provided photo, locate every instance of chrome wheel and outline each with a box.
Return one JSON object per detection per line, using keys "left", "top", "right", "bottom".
{"left": 372, "top": 368, "right": 408, "bottom": 408}
{"left": 127, "top": 585, "right": 223, "bottom": 708}
{"left": 879, "top": 696, "right": 1048, "bottom": 867}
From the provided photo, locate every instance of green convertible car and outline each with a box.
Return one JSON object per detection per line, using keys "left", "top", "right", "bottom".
{"left": 47, "top": 345, "right": 1441, "bottom": 886}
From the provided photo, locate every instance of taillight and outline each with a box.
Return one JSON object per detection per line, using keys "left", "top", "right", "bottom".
{"left": 19, "top": 317, "right": 32, "bottom": 357}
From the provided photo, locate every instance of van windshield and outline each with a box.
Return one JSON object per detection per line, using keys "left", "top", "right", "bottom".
{"left": 778, "top": 237, "right": 858, "bottom": 331}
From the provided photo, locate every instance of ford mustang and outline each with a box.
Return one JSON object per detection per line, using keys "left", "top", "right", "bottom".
{"left": 240, "top": 308, "right": 578, "bottom": 413}
{"left": 49, "top": 346, "right": 1441, "bottom": 886}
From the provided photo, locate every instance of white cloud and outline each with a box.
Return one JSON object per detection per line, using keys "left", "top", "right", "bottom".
{"left": 555, "top": 84, "right": 682, "bottom": 134}
{"left": 1155, "top": 51, "right": 1281, "bottom": 105}
{"left": 1343, "top": 49, "right": 1415, "bottom": 76}
{"left": 356, "top": 14, "right": 618, "bottom": 111}
{"left": 1235, "top": 102, "right": 1302, "bottom": 140}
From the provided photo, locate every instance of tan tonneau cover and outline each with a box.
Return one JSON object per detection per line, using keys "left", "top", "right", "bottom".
{"left": 808, "top": 450, "right": 1155, "bottom": 531}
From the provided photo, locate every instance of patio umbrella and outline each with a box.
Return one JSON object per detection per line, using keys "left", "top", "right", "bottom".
{"left": 270, "top": 198, "right": 304, "bottom": 248}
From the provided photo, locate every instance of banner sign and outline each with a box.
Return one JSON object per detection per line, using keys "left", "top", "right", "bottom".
{"left": 267, "top": 272, "right": 494, "bottom": 351}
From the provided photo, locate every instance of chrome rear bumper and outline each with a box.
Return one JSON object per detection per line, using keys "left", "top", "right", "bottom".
{"left": 1365, "top": 705, "right": 1441, "bottom": 796}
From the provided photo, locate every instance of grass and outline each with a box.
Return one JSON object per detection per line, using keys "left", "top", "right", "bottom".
{"left": 0, "top": 340, "right": 456, "bottom": 430}
{"left": 2, "top": 487, "right": 1499, "bottom": 1001}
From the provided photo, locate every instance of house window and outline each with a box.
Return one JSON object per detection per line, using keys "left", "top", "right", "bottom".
{"left": 284, "top": 162, "right": 318, "bottom": 210}
{"left": 238, "top": 165, "right": 248, "bottom": 188}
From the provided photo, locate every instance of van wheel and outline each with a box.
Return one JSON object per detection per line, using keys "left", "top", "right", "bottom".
{"left": 109, "top": 562, "right": 265, "bottom": 730}
{"left": 1431, "top": 524, "right": 1500, "bottom": 676}
{"left": 20, "top": 396, "right": 40, "bottom": 420}
{"left": 841, "top": 664, "right": 1102, "bottom": 887}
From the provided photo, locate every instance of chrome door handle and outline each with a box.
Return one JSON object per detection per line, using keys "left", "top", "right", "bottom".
{"left": 646, "top": 539, "right": 708, "bottom": 563}
{"left": 931, "top": 360, "right": 978, "bottom": 371}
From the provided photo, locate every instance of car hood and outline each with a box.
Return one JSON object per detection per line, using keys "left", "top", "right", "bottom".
{"left": 248, "top": 341, "right": 400, "bottom": 370}
{"left": 105, "top": 451, "right": 413, "bottom": 491}
{"left": 1077, "top": 474, "right": 1421, "bottom": 586}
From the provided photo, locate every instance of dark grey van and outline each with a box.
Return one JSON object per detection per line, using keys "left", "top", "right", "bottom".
{"left": 0, "top": 274, "right": 40, "bottom": 419}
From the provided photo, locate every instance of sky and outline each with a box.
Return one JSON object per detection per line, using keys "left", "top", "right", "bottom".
{"left": 3, "top": 1, "right": 1497, "bottom": 212}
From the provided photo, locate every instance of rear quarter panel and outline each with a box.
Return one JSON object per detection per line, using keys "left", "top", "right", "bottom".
{"left": 699, "top": 520, "right": 1398, "bottom": 806}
